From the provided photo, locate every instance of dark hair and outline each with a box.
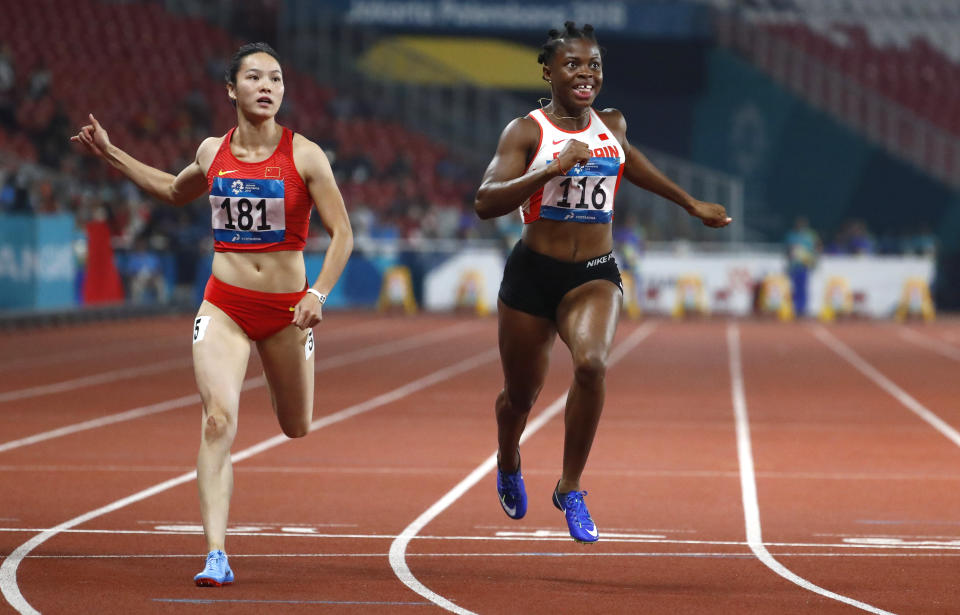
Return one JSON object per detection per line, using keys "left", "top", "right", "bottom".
{"left": 225, "top": 42, "right": 281, "bottom": 85}
{"left": 537, "top": 22, "right": 598, "bottom": 66}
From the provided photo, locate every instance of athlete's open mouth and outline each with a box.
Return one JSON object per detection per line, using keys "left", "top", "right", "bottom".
{"left": 257, "top": 97, "right": 272, "bottom": 105}
{"left": 573, "top": 84, "right": 594, "bottom": 99}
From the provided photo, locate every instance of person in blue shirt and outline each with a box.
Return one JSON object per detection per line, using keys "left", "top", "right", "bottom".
{"left": 784, "top": 216, "right": 821, "bottom": 317}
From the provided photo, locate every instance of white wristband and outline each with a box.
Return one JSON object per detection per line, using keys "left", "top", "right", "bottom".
{"left": 306, "top": 288, "right": 326, "bottom": 304}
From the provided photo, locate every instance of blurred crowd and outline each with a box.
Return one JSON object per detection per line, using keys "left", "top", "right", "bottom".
{"left": 0, "top": 22, "right": 939, "bottom": 309}
{"left": 0, "top": 33, "right": 502, "bottom": 305}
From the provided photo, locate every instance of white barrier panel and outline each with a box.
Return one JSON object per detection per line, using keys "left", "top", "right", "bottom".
{"left": 635, "top": 251, "right": 934, "bottom": 318}
{"left": 636, "top": 251, "right": 782, "bottom": 316}
{"left": 809, "top": 256, "right": 934, "bottom": 318}
{"left": 422, "top": 246, "right": 934, "bottom": 319}
{"left": 423, "top": 248, "right": 505, "bottom": 311}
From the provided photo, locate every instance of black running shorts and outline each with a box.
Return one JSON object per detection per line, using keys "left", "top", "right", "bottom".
{"left": 498, "top": 240, "right": 623, "bottom": 321}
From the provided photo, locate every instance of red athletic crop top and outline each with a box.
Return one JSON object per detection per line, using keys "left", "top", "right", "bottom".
{"left": 206, "top": 126, "right": 313, "bottom": 252}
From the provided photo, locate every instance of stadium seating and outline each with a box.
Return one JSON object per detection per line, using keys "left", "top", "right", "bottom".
{"left": 0, "top": 0, "right": 473, "bottom": 216}
{"left": 708, "top": 0, "right": 960, "bottom": 135}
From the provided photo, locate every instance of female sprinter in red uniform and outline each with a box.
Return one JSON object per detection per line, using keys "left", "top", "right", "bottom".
{"left": 72, "top": 43, "right": 353, "bottom": 583}
{"left": 475, "top": 23, "right": 731, "bottom": 543}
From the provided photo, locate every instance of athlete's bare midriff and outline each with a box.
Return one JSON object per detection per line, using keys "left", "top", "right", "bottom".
{"left": 521, "top": 219, "right": 613, "bottom": 262}
{"left": 212, "top": 250, "right": 307, "bottom": 293}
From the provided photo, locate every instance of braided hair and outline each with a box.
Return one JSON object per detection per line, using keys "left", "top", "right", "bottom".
{"left": 537, "top": 22, "right": 598, "bottom": 66}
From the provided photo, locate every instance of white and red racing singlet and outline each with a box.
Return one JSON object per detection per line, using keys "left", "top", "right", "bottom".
{"left": 520, "top": 108, "right": 625, "bottom": 225}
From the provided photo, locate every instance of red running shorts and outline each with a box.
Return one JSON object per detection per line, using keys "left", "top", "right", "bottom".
{"left": 202, "top": 275, "right": 307, "bottom": 341}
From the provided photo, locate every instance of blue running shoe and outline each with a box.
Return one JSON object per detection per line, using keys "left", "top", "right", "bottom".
{"left": 194, "top": 549, "right": 234, "bottom": 587}
{"left": 552, "top": 483, "right": 599, "bottom": 543}
{"left": 496, "top": 460, "right": 527, "bottom": 520}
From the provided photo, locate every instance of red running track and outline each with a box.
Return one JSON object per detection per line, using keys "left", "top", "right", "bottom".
{"left": 1, "top": 313, "right": 960, "bottom": 614}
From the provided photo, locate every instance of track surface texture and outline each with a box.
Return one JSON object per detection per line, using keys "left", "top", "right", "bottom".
{"left": 2, "top": 313, "right": 959, "bottom": 614}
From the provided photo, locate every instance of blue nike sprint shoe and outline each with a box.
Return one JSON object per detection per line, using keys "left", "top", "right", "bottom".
{"left": 194, "top": 549, "right": 234, "bottom": 587}
{"left": 496, "top": 461, "right": 527, "bottom": 520}
{"left": 552, "top": 483, "right": 599, "bottom": 543}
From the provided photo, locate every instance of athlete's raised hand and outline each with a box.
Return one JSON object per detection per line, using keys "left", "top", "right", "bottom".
{"left": 687, "top": 199, "right": 732, "bottom": 228}
{"left": 554, "top": 139, "right": 592, "bottom": 175}
{"left": 71, "top": 113, "right": 112, "bottom": 159}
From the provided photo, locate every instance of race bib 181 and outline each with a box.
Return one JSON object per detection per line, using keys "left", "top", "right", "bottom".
{"left": 210, "top": 177, "right": 286, "bottom": 244}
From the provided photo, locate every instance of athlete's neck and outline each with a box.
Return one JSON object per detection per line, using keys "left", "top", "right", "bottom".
{"left": 231, "top": 117, "right": 282, "bottom": 158}
{"left": 544, "top": 102, "right": 590, "bottom": 130}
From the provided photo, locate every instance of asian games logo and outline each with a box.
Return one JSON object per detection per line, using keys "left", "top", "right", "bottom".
{"left": 231, "top": 179, "right": 244, "bottom": 195}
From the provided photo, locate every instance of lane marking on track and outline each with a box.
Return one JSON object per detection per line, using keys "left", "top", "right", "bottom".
{"left": 0, "top": 338, "right": 183, "bottom": 373}
{"left": 388, "top": 322, "right": 658, "bottom": 615}
{"left": 20, "top": 551, "right": 960, "bottom": 560}
{"left": 15, "top": 552, "right": 960, "bottom": 560}
{"left": 0, "top": 358, "right": 193, "bottom": 403}
{"left": 0, "top": 321, "right": 471, "bottom": 403}
{"left": 856, "top": 519, "right": 960, "bottom": 526}
{"left": 0, "top": 318, "right": 390, "bottom": 374}
{"left": 4, "top": 526, "right": 960, "bottom": 552}
{"left": 814, "top": 325, "right": 960, "bottom": 449}
{"left": 153, "top": 598, "right": 431, "bottom": 606}
{"left": 728, "top": 324, "right": 894, "bottom": 615}
{"left": 897, "top": 327, "right": 960, "bottom": 362}
{"left": 5, "top": 464, "right": 960, "bottom": 483}
{"left": 0, "top": 346, "right": 499, "bottom": 615}
{"left": 0, "top": 322, "right": 479, "bottom": 455}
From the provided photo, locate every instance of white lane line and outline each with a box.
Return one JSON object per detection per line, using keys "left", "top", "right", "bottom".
{"left": 0, "top": 321, "right": 470, "bottom": 403}
{"left": 727, "top": 324, "right": 894, "bottom": 615}
{"left": 0, "top": 346, "right": 499, "bottom": 615}
{"left": 0, "top": 318, "right": 390, "bottom": 373}
{"left": 0, "top": 357, "right": 193, "bottom": 403}
{"left": 0, "top": 338, "right": 183, "bottom": 373}
{"left": 814, "top": 325, "right": 960, "bottom": 448}
{"left": 898, "top": 327, "right": 960, "bottom": 362}
{"left": 0, "top": 323, "right": 478, "bottom": 455}
{"left": 6, "top": 464, "right": 960, "bottom": 483}
{"left": 0, "top": 392, "right": 208, "bottom": 455}
{"left": 4, "top": 526, "right": 960, "bottom": 551}
{"left": 17, "top": 551, "right": 960, "bottom": 560}
{"left": 388, "top": 322, "right": 658, "bottom": 615}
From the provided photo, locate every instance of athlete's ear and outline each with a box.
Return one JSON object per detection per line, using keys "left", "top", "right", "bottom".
{"left": 542, "top": 66, "right": 552, "bottom": 86}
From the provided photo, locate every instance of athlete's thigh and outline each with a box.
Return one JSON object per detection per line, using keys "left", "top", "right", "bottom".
{"left": 498, "top": 299, "right": 557, "bottom": 397}
{"left": 192, "top": 301, "right": 252, "bottom": 414}
{"left": 556, "top": 280, "right": 622, "bottom": 357}
{"left": 255, "top": 323, "right": 315, "bottom": 422}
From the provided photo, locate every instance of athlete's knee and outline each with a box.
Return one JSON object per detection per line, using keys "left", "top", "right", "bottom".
{"left": 280, "top": 419, "right": 309, "bottom": 439}
{"left": 498, "top": 386, "right": 539, "bottom": 416}
{"left": 202, "top": 408, "right": 236, "bottom": 444}
{"left": 573, "top": 352, "right": 607, "bottom": 388}
{"left": 276, "top": 402, "right": 312, "bottom": 439}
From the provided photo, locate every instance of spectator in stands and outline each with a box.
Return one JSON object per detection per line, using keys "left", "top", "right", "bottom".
{"left": 613, "top": 210, "right": 646, "bottom": 273}
{"left": 0, "top": 45, "right": 15, "bottom": 129}
{"left": 909, "top": 224, "right": 937, "bottom": 257}
{"left": 845, "top": 219, "right": 876, "bottom": 254}
{"left": 3, "top": 162, "right": 34, "bottom": 213}
{"left": 784, "top": 215, "right": 820, "bottom": 317}
{"left": 27, "top": 61, "right": 51, "bottom": 100}
{"left": 125, "top": 235, "right": 169, "bottom": 304}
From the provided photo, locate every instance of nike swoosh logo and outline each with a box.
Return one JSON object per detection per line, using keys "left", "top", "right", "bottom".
{"left": 218, "top": 169, "right": 238, "bottom": 176}
{"left": 585, "top": 525, "right": 598, "bottom": 538}
{"left": 552, "top": 139, "right": 566, "bottom": 145}
{"left": 500, "top": 495, "right": 517, "bottom": 517}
